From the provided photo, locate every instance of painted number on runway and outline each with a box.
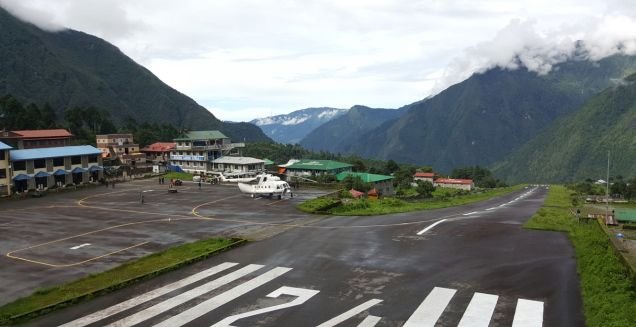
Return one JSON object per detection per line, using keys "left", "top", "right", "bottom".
{"left": 60, "top": 262, "right": 544, "bottom": 327}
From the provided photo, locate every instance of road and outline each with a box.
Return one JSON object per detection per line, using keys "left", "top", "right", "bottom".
{"left": 26, "top": 186, "right": 585, "bottom": 326}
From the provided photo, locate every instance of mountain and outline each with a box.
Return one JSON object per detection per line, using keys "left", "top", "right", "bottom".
{"left": 0, "top": 7, "right": 269, "bottom": 142}
{"left": 300, "top": 105, "right": 406, "bottom": 153}
{"left": 339, "top": 55, "right": 636, "bottom": 172}
{"left": 250, "top": 107, "right": 346, "bottom": 144}
{"left": 493, "top": 73, "right": 636, "bottom": 183}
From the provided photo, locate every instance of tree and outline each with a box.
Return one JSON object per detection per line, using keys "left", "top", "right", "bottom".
{"left": 342, "top": 175, "right": 370, "bottom": 192}
{"left": 385, "top": 160, "right": 399, "bottom": 174}
{"left": 351, "top": 158, "right": 366, "bottom": 172}
{"left": 416, "top": 180, "right": 435, "bottom": 198}
{"left": 419, "top": 166, "right": 434, "bottom": 173}
{"left": 393, "top": 167, "right": 415, "bottom": 188}
{"left": 40, "top": 103, "right": 58, "bottom": 128}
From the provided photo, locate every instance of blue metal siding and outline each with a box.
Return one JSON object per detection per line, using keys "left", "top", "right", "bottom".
{"left": 10, "top": 145, "right": 102, "bottom": 161}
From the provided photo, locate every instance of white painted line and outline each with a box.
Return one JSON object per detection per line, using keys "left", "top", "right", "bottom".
{"left": 154, "top": 266, "right": 292, "bottom": 327}
{"left": 316, "top": 299, "right": 383, "bottom": 327}
{"left": 486, "top": 207, "right": 497, "bottom": 211}
{"left": 403, "top": 287, "right": 456, "bottom": 327}
{"left": 357, "top": 315, "right": 382, "bottom": 327}
{"left": 60, "top": 262, "right": 239, "bottom": 327}
{"left": 69, "top": 243, "right": 91, "bottom": 250}
{"left": 109, "top": 264, "right": 265, "bottom": 327}
{"left": 511, "top": 299, "right": 544, "bottom": 327}
{"left": 417, "top": 219, "right": 448, "bottom": 235}
{"left": 463, "top": 211, "right": 479, "bottom": 216}
{"left": 457, "top": 292, "right": 499, "bottom": 327}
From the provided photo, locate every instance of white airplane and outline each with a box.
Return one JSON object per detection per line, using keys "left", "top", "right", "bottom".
{"left": 238, "top": 174, "right": 293, "bottom": 199}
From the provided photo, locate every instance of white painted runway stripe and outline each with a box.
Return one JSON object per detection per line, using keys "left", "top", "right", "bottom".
{"left": 457, "top": 292, "right": 499, "bottom": 327}
{"left": 316, "top": 299, "right": 383, "bottom": 327}
{"left": 403, "top": 287, "right": 456, "bottom": 327}
{"left": 463, "top": 211, "right": 479, "bottom": 216}
{"left": 357, "top": 315, "right": 382, "bottom": 327}
{"left": 69, "top": 243, "right": 91, "bottom": 250}
{"left": 154, "top": 266, "right": 292, "bottom": 327}
{"left": 108, "top": 264, "right": 265, "bottom": 327}
{"left": 417, "top": 219, "right": 447, "bottom": 235}
{"left": 61, "top": 262, "right": 239, "bottom": 327}
{"left": 512, "top": 299, "right": 544, "bottom": 327}
{"left": 486, "top": 207, "right": 497, "bottom": 211}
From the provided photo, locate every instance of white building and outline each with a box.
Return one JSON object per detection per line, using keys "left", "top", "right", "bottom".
{"left": 434, "top": 178, "right": 474, "bottom": 191}
{"left": 211, "top": 156, "right": 265, "bottom": 173}
{"left": 170, "top": 131, "right": 245, "bottom": 174}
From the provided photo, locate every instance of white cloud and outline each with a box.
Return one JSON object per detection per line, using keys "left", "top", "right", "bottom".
{"left": 1, "top": 0, "right": 636, "bottom": 121}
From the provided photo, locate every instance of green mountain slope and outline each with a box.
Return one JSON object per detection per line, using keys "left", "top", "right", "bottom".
{"left": 0, "top": 7, "right": 269, "bottom": 142}
{"left": 300, "top": 105, "right": 406, "bottom": 152}
{"left": 344, "top": 56, "right": 636, "bottom": 172}
{"left": 493, "top": 73, "right": 636, "bottom": 183}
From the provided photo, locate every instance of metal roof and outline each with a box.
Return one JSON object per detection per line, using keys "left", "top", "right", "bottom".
{"left": 0, "top": 141, "right": 12, "bottom": 150}
{"left": 336, "top": 172, "right": 393, "bottom": 183}
{"left": 10, "top": 129, "right": 73, "bottom": 138}
{"left": 283, "top": 159, "right": 353, "bottom": 171}
{"left": 213, "top": 156, "right": 264, "bottom": 165}
{"left": 10, "top": 145, "right": 102, "bottom": 161}
{"left": 174, "top": 131, "right": 228, "bottom": 141}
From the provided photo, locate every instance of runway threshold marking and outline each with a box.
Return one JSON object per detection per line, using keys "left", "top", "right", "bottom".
{"left": 70, "top": 243, "right": 91, "bottom": 250}
{"left": 357, "top": 315, "right": 382, "bottom": 327}
{"left": 457, "top": 292, "right": 499, "bottom": 327}
{"left": 417, "top": 219, "right": 447, "bottom": 235}
{"left": 403, "top": 287, "right": 457, "bottom": 327}
{"left": 512, "top": 299, "right": 544, "bottom": 327}
{"left": 59, "top": 262, "right": 240, "bottom": 327}
{"left": 316, "top": 299, "right": 384, "bottom": 327}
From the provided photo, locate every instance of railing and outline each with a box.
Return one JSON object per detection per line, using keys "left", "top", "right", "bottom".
{"left": 170, "top": 155, "right": 206, "bottom": 161}
{"left": 175, "top": 143, "right": 245, "bottom": 151}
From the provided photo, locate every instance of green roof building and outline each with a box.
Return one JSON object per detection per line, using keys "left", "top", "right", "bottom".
{"left": 281, "top": 159, "right": 353, "bottom": 176}
{"left": 336, "top": 171, "right": 395, "bottom": 196}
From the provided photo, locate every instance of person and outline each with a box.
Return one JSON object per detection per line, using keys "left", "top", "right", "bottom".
{"left": 198, "top": 181, "right": 202, "bottom": 189}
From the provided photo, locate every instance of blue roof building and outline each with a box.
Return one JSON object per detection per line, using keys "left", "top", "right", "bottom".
{"left": 0, "top": 142, "right": 12, "bottom": 196}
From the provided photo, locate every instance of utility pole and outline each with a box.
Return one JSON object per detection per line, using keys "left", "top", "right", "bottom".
{"left": 606, "top": 150, "right": 610, "bottom": 222}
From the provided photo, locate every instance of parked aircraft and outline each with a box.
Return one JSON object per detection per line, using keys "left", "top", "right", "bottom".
{"left": 238, "top": 174, "right": 293, "bottom": 199}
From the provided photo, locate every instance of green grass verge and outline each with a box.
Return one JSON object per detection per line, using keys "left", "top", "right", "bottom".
{"left": 298, "top": 185, "right": 524, "bottom": 215}
{"left": 524, "top": 185, "right": 636, "bottom": 327}
{"left": 163, "top": 172, "right": 195, "bottom": 180}
{"left": 0, "top": 237, "right": 245, "bottom": 325}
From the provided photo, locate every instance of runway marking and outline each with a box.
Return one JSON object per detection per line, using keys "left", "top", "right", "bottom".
{"left": 485, "top": 207, "right": 497, "bottom": 211}
{"left": 69, "top": 243, "right": 91, "bottom": 250}
{"left": 417, "top": 219, "right": 447, "bottom": 235}
{"left": 457, "top": 292, "right": 499, "bottom": 327}
{"left": 512, "top": 299, "right": 544, "bottom": 327}
{"left": 108, "top": 264, "right": 266, "bottom": 327}
{"left": 316, "top": 299, "right": 383, "bottom": 327}
{"left": 154, "top": 266, "right": 292, "bottom": 327}
{"left": 59, "top": 262, "right": 239, "bottom": 327}
{"left": 357, "top": 315, "right": 382, "bottom": 327}
{"left": 463, "top": 211, "right": 479, "bottom": 216}
{"left": 403, "top": 287, "right": 456, "bottom": 327}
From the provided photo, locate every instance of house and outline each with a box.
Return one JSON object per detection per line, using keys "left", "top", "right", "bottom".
{"left": 0, "top": 142, "right": 12, "bottom": 196}
{"left": 280, "top": 159, "right": 353, "bottom": 177}
{"left": 210, "top": 156, "right": 265, "bottom": 173}
{"left": 336, "top": 171, "right": 395, "bottom": 196}
{"left": 170, "top": 131, "right": 245, "bottom": 174}
{"left": 413, "top": 172, "right": 437, "bottom": 183}
{"left": 434, "top": 178, "right": 474, "bottom": 191}
{"left": 96, "top": 134, "right": 146, "bottom": 166}
{"left": 10, "top": 145, "right": 103, "bottom": 192}
{"left": 140, "top": 142, "right": 176, "bottom": 163}
{"left": 0, "top": 129, "right": 73, "bottom": 149}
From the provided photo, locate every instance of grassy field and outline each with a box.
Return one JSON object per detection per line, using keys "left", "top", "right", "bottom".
{"left": 0, "top": 238, "right": 243, "bottom": 325}
{"left": 164, "top": 172, "right": 195, "bottom": 181}
{"left": 524, "top": 186, "right": 636, "bottom": 327}
{"left": 298, "top": 185, "right": 524, "bottom": 215}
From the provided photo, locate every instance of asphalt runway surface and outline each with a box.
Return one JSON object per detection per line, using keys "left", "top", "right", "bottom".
{"left": 14, "top": 184, "right": 585, "bottom": 326}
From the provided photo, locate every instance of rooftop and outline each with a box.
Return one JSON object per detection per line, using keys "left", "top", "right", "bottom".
{"left": 213, "top": 156, "right": 264, "bottom": 165}
{"left": 435, "top": 178, "right": 473, "bottom": 185}
{"left": 10, "top": 145, "right": 102, "bottom": 161}
{"left": 336, "top": 171, "right": 393, "bottom": 183}
{"left": 174, "top": 130, "right": 228, "bottom": 141}
{"left": 282, "top": 159, "right": 353, "bottom": 171}
{"left": 141, "top": 142, "right": 176, "bottom": 152}
{"left": 9, "top": 129, "right": 73, "bottom": 139}
{"left": 0, "top": 141, "right": 12, "bottom": 151}
{"left": 414, "top": 172, "right": 436, "bottom": 178}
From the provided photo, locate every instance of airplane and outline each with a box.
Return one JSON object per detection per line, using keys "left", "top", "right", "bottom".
{"left": 238, "top": 174, "right": 293, "bottom": 199}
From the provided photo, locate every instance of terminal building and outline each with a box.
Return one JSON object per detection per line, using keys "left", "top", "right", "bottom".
{"left": 0, "top": 129, "right": 74, "bottom": 149}
{"left": 10, "top": 145, "right": 103, "bottom": 192}
{"left": 0, "top": 142, "right": 11, "bottom": 196}
{"left": 170, "top": 131, "right": 245, "bottom": 174}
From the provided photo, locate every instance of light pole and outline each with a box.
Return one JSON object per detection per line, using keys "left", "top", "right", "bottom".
{"left": 606, "top": 150, "right": 610, "bottom": 222}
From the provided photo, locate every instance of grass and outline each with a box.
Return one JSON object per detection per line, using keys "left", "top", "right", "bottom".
{"left": 524, "top": 185, "right": 636, "bottom": 327}
{"left": 0, "top": 237, "right": 243, "bottom": 325}
{"left": 299, "top": 185, "right": 524, "bottom": 216}
{"left": 164, "top": 172, "right": 195, "bottom": 181}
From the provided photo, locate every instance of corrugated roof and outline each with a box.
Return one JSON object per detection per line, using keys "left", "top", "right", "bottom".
{"left": 435, "top": 178, "right": 473, "bottom": 185}
{"left": 414, "top": 172, "right": 436, "bottom": 178}
{"left": 285, "top": 159, "right": 352, "bottom": 171}
{"left": 10, "top": 145, "right": 102, "bottom": 161}
{"left": 174, "top": 130, "right": 228, "bottom": 141}
{"left": 263, "top": 158, "right": 275, "bottom": 165}
{"left": 213, "top": 156, "right": 264, "bottom": 165}
{"left": 141, "top": 142, "right": 176, "bottom": 152}
{"left": 0, "top": 141, "right": 12, "bottom": 150}
{"left": 12, "top": 129, "right": 73, "bottom": 138}
{"left": 336, "top": 171, "right": 393, "bottom": 183}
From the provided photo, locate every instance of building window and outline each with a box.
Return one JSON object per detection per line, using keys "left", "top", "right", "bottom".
{"left": 53, "top": 157, "right": 64, "bottom": 166}
{"left": 0, "top": 168, "right": 6, "bottom": 179}
{"left": 88, "top": 155, "right": 98, "bottom": 163}
{"left": 71, "top": 156, "right": 81, "bottom": 165}
{"left": 34, "top": 159, "right": 46, "bottom": 169}
{"left": 13, "top": 161, "right": 25, "bottom": 171}
{"left": 0, "top": 150, "right": 4, "bottom": 160}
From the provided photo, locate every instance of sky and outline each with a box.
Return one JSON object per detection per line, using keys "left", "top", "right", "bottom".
{"left": 1, "top": 0, "right": 636, "bottom": 122}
